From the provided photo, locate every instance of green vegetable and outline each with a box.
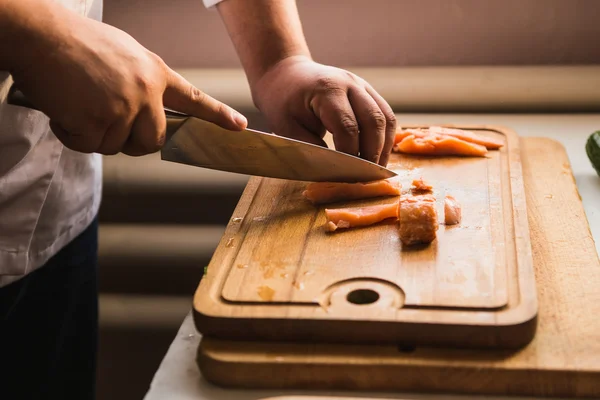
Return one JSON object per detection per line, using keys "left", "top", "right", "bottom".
{"left": 586, "top": 131, "right": 600, "bottom": 176}
{"left": 203, "top": 266, "right": 208, "bottom": 275}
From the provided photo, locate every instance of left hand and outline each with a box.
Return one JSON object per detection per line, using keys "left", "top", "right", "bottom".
{"left": 250, "top": 56, "right": 397, "bottom": 167}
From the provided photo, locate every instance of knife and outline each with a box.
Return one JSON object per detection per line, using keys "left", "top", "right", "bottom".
{"left": 6, "top": 85, "right": 396, "bottom": 183}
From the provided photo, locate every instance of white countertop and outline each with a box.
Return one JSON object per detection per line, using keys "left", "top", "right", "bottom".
{"left": 143, "top": 113, "right": 600, "bottom": 400}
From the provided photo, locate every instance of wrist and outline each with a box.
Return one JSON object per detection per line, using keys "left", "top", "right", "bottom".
{"left": 246, "top": 49, "right": 312, "bottom": 88}
{"left": 215, "top": 0, "right": 312, "bottom": 96}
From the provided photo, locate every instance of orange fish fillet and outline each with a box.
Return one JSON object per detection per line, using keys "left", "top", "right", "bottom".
{"left": 394, "top": 127, "right": 503, "bottom": 150}
{"left": 429, "top": 126, "right": 504, "bottom": 150}
{"left": 399, "top": 194, "right": 439, "bottom": 245}
{"left": 412, "top": 177, "right": 433, "bottom": 192}
{"left": 444, "top": 194, "right": 462, "bottom": 225}
{"left": 394, "top": 129, "right": 428, "bottom": 145}
{"left": 325, "top": 202, "right": 399, "bottom": 232}
{"left": 394, "top": 134, "right": 488, "bottom": 157}
{"left": 303, "top": 179, "right": 401, "bottom": 205}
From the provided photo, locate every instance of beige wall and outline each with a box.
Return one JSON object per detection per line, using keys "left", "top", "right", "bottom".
{"left": 103, "top": 0, "right": 600, "bottom": 69}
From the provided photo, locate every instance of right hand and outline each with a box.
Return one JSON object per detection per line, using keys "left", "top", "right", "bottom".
{"left": 10, "top": 5, "right": 247, "bottom": 156}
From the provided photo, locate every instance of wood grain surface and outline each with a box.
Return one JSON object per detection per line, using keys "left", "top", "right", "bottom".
{"left": 193, "top": 125, "right": 537, "bottom": 348}
{"left": 196, "top": 137, "right": 600, "bottom": 398}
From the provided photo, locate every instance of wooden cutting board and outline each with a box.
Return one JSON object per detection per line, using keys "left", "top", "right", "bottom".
{"left": 193, "top": 125, "right": 538, "bottom": 349}
{"left": 196, "top": 137, "right": 600, "bottom": 398}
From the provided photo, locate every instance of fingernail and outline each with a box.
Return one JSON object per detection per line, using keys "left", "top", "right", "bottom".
{"left": 232, "top": 111, "right": 247, "bottom": 127}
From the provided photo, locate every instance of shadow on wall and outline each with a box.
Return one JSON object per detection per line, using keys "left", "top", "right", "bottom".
{"left": 103, "top": 0, "right": 600, "bottom": 69}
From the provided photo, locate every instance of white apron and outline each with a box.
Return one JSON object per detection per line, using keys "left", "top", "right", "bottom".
{"left": 0, "top": 0, "right": 104, "bottom": 287}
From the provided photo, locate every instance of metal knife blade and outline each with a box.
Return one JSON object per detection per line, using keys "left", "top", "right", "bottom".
{"left": 6, "top": 84, "right": 397, "bottom": 183}
{"left": 161, "top": 116, "right": 397, "bottom": 183}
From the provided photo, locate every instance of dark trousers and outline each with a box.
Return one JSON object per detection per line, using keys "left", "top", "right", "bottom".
{"left": 0, "top": 217, "right": 99, "bottom": 400}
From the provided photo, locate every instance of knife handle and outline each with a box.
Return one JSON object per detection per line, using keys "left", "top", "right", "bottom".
{"left": 6, "top": 84, "right": 186, "bottom": 140}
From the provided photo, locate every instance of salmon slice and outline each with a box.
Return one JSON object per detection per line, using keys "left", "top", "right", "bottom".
{"left": 395, "top": 127, "right": 503, "bottom": 150}
{"left": 303, "top": 179, "right": 401, "bottom": 205}
{"left": 394, "top": 129, "right": 428, "bottom": 145}
{"left": 325, "top": 202, "right": 399, "bottom": 232}
{"left": 444, "top": 194, "right": 462, "bottom": 225}
{"left": 399, "top": 194, "right": 439, "bottom": 246}
{"left": 394, "top": 134, "right": 488, "bottom": 157}
{"left": 428, "top": 126, "right": 503, "bottom": 150}
{"left": 412, "top": 177, "right": 433, "bottom": 193}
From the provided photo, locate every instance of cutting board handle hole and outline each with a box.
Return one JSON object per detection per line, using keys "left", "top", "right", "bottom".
{"left": 346, "top": 289, "right": 380, "bottom": 305}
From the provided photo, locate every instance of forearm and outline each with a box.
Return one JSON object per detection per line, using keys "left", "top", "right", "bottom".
{"left": 0, "top": 0, "right": 68, "bottom": 72}
{"left": 216, "top": 0, "right": 311, "bottom": 87}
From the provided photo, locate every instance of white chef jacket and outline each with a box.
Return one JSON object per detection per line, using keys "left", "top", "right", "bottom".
{"left": 0, "top": 0, "right": 104, "bottom": 288}
{"left": 0, "top": 0, "right": 226, "bottom": 288}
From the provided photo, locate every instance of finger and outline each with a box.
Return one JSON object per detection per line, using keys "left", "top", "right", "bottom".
{"left": 311, "top": 92, "right": 359, "bottom": 156}
{"left": 163, "top": 68, "right": 247, "bottom": 131}
{"left": 97, "top": 114, "right": 136, "bottom": 155}
{"left": 122, "top": 102, "right": 166, "bottom": 157}
{"left": 364, "top": 84, "right": 397, "bottom": 166}
{"left": 347, "top": 87, "right": 386, "bottom": 164}
{"left": 49, "top": 121, "right": 102, "bottom": 154}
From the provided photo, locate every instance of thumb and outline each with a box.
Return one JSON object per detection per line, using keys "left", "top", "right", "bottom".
{"left": 163, "top": 68, "right": 247, "bottom": 131}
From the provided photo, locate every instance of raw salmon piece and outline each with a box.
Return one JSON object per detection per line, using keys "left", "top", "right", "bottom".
{"left": 428, "top": 126, "right": 504, "bottom": 150}
{"left": 399, "top": 194, "right": 439, "bottom": 246}
{"left": 325, "top": 202, "right": 399, "bottom": 232}
{"left": 444, "top": 194, "right": 462, "bottom": 225}
{"left": 394, "top": 129, "right": 428, "bottom": 145}
{"left": 394, "top": 134, "right": 488, "bottom": 157}
{"left": 412, "top": 177, "right": 433, "bottom": 192}
{"left": 303, "top": 179, "right": 401, "bottom": 205}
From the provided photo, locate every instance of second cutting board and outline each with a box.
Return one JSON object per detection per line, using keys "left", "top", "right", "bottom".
{"left": 193, "top": 125, "right": 537, "bottom": 349}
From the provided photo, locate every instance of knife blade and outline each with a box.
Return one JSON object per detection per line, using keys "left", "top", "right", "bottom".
{"left": 7, "top": 85, "right": 397, "bottom": 183}
{"left": 162, "top": 116, "right": 397, "bottom": 183}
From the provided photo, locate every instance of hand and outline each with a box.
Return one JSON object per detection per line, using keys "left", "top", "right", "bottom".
{"left": 250, "top": 56, "right": 396, "bottom": 166}
{"left": 10, "top": 4, "right": 247, "bottom": 156}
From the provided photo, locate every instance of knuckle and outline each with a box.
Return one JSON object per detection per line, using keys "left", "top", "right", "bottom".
{"left": 107, "top": 102, "right": 129, "bottom": 121}
{"left": 188, "top": 86, "right": 207, "bottom": 104}
{"left": 134, "top": 73, "right": 156, "bottom": 94}
{"left": 316, "top": 76, "right": 336, "bottom": 89}
{"left": 384, "top": 108, "right": 397, "bottom": 124}
{"left": 369, "top": 109, "right": 387, "bottom": 130}
{"left": 149, "top": 51, "right": 166, "bottom": 67}
{"left": 315, "top": 76, "right": 345, "bottom": 94}
{"left": 340, "top": 115, "right": 359, "bottom": 136}
{"left": 345, "top": 70, "right": 360, "bottom": 84}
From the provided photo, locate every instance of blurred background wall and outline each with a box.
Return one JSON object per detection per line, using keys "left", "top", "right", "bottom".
{"left": 104, "top": 0, "right": 600, "bottom": 68}
{"left": 96, "top": 1, "right": 600, "bottom": 399}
